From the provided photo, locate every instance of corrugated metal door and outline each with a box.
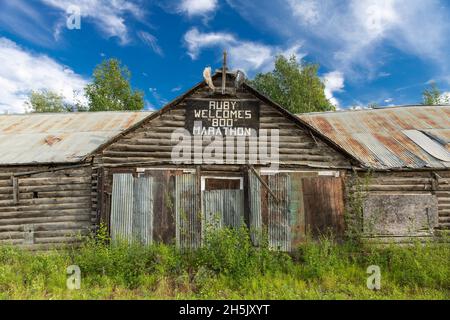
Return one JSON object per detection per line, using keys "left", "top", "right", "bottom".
{"left": 248, "top": 171, "right": 262, "bottom": 245}
{"left": 203, "top": 190, "right": 244, "bottom": 231}
{"left": 267, "top": 173, "right": 291, "bottom": 251}
{"left": 133, "top": 176, "right": 153, "bottom": 245}
{"left": 111, "top": 174, "right": 134, "bottom": 242}
{"left": 175, "top": 174, "right": 201, "bottom": 249}
{"left": 110, "top": 173, "right": 154, "bottom": 244}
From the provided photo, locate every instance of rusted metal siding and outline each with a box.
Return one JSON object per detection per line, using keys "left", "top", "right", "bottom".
{"left": 300, "top": 106, "right": 450, "bottom": 170}
{"left": 175, "top": 174, "right": 201, "bottom": 249}
{"left": 289, "top": 173, "right": 306, "bottom": 246}
{"left": 248, "top": 171, "right": 340, "bottom": 251}
{"left": 303, "top": 176, "right": 345, "bottom": 238}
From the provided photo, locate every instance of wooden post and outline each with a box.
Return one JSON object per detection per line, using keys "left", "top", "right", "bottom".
{"left": 222, "top": 51, "right": 227, "bottom": 94}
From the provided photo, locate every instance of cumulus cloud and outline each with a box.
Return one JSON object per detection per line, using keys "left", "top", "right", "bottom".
{"left": 184, "top": 28, "right": 304, "bottom": 74}
{"left": 178, "top": 0, "right": 218, "bottom": 16}
{"left": 322, "top": 71, "right": 345, "bottom": 107}
{"left": 41, "top": 0, "right": 143, "bottom": 44}
{"left": 0, "top": 38, "right": 88, "bottom": 114}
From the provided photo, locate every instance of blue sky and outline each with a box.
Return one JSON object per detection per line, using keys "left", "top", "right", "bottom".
{"left": 1, "top": 0, "right": 450, "bottom": 113}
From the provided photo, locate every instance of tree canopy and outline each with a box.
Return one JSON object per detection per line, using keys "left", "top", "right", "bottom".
{"left": 422, "top": 82, "right": 449, "bottom": 105}
{"left": 85, "top": 58, "right": 144, "bottom": 111}
{"left": 26, "top": 90, "right": 69, "bottom": 113}
{"left": 250, "top": 55, "right": 335, "bottom": 114}
{"left": 27, "top": 59, "right": 144, "bottom": 113}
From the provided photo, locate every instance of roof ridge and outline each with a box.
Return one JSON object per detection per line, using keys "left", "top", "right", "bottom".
{"left": 297, "top": 105, "right": 450, "bottom": 116}
{"left": 0, "top": 111, "right": 154, "bottom": 117}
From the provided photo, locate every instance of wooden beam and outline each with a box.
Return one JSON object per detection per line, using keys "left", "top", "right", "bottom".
{"left": 249, "top": 165, "right": 279, "bottom": 204}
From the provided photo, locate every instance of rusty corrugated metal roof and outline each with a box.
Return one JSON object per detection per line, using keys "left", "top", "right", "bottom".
{"left": 0, "top": 112, "right": 152, "bottom": 165}
{"left": 299, "top": 106, "right": 450, "bottom": 170}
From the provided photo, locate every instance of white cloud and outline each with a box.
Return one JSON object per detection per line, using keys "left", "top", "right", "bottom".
{"left": 184, "top": 28, "right": 304, "bottom": 74}
{"left": 41, "top": 0, "right": 143, "bottom": 44}
{"left": 439, "top": 92, "right": 450, "bottom": 105}
{"left": 184, "top": 28, "right": 235, "bottom": 59}
{"left": 322, "top": 71, "right": 345, "bottom": 107}
{"left": 137, "top": 31, "right": 164, "bottom": 56}
{"left": 0, "top": 38, "right": 88, "bottom": 114}
{"left": 288, "top": 0, "right": 320, "bottom": 25}
{"left": 228, "top": 0, "right": 450, "bottom": 82}
{"left": 0, "top": 0, "right": 56, "bottom": 47}
{"left": 178, "top": 0, "right": 218, "bottom": 16}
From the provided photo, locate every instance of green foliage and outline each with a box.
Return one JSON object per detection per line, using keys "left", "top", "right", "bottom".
{"left": 195, "top": 226, "right": 293, "bottom": 285}
{"left": 344, "top": 172, "right": 373, "bottom": 243}
{"left": 422, "top": 82, "right": 450, "bottom": 105}
{"left": 250, "top": 55, "right": 335, "bottom": 114}
{"left": 85, "top": 58, "right": 144, "bottom": 111}
{"left": 26, "top": 90, "right": 72, "bottom": 113}
{"left": 0, "top": 229, "right": 448, "bottom": 299}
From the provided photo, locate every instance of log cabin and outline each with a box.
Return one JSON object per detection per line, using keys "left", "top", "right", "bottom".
{"left": 0, "top": 67, "right": 448, "bottom": 250}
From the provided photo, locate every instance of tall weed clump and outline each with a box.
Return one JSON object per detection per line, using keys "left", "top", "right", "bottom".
{"left": 363, "top": 240, "right": 450, "bottom": 290}
{"left": 70, "top": 223, "right": 184, "bottom": 289}
{"left": 194, "top": 226, "right": 293, "bottom": 285}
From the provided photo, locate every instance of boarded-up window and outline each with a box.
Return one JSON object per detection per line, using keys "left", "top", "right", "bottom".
{"left": 363, "top": 194, "right": 438, "bottom": 236}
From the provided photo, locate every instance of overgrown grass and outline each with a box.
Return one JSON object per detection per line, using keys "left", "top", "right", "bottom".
{"left": 0, "top": 227, "right": 448, "bottom": 300}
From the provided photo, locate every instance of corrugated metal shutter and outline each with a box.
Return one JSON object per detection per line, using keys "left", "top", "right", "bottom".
{"left": 175, "top": 174, "right": 201, "bottom": 249}
{"left": 111, "top": 174, "right": 154, "bottom": 244}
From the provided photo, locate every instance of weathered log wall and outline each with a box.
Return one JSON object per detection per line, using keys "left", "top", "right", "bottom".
{"left": 97, "top": 75, "right": 351, "bottom": 169}
{"left": 0, "top": 165, "right": 94, "bottom": 250}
